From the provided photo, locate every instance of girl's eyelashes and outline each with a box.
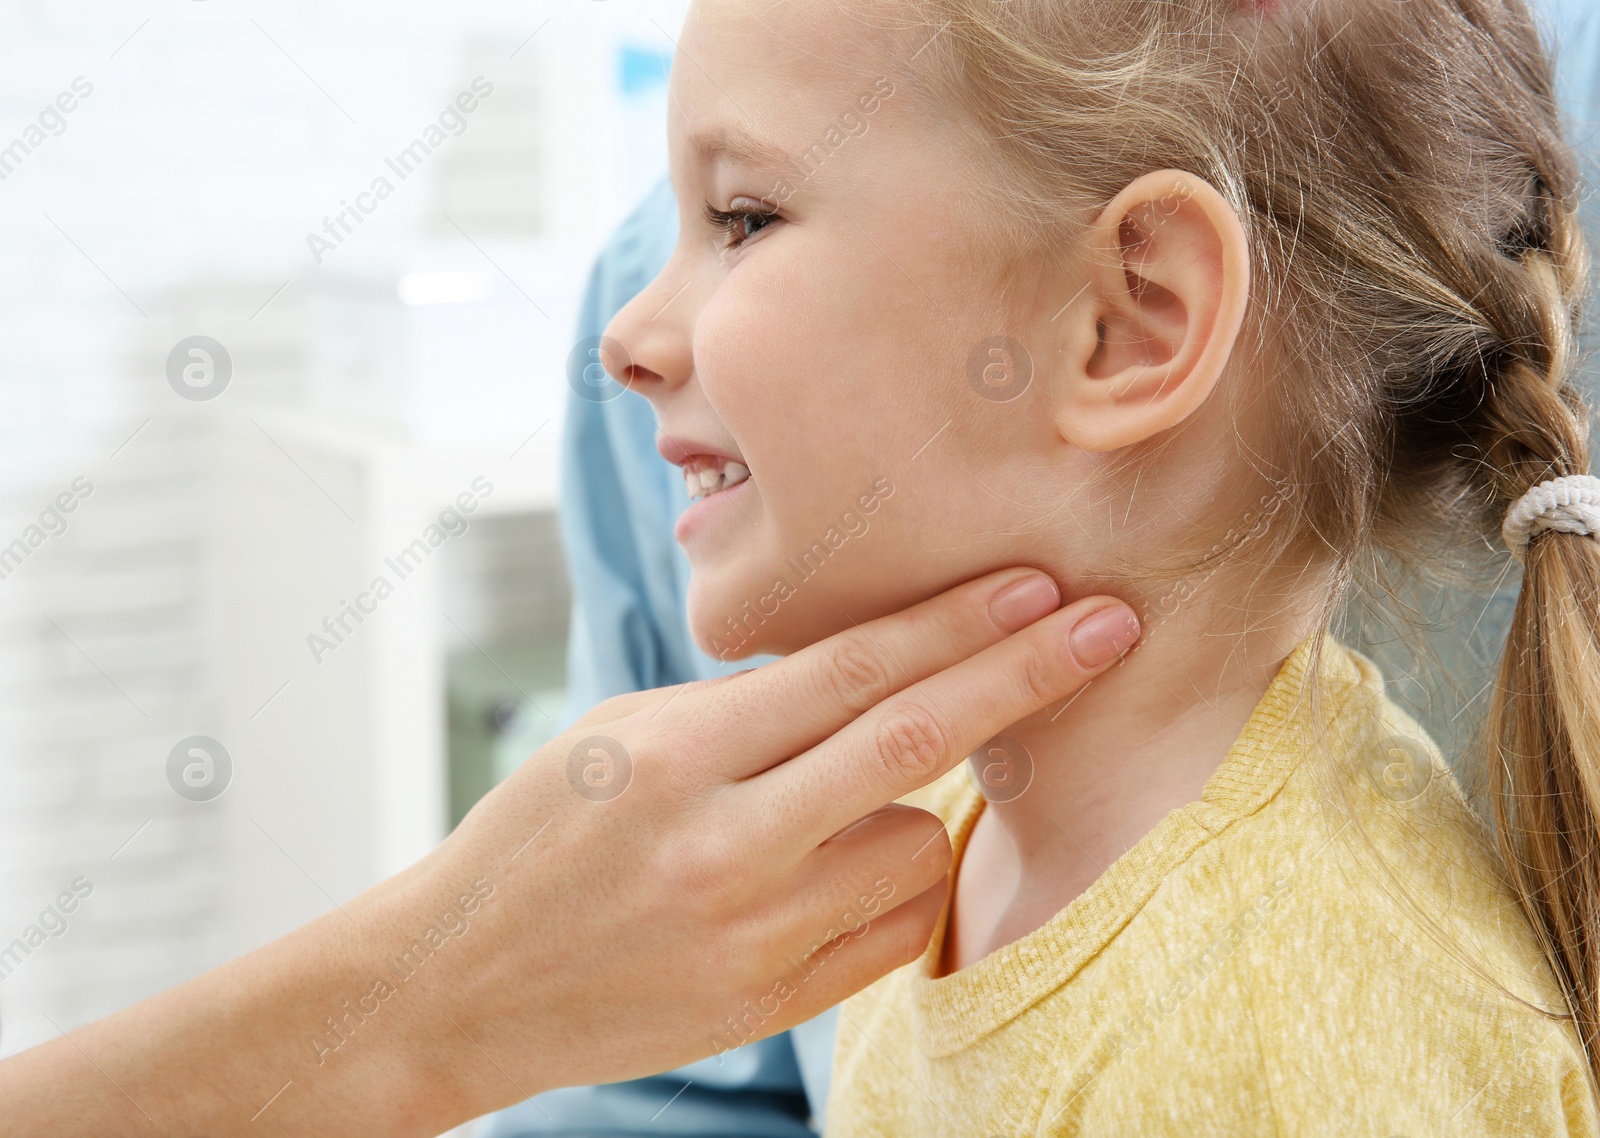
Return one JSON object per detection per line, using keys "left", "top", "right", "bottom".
{"left": 703, "top": 198, "right": 781, "bottom": 253}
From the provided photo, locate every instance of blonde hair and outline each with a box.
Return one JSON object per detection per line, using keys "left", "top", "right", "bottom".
{"left": 889, "top": 0, "right": 1600, "bottom": 1095}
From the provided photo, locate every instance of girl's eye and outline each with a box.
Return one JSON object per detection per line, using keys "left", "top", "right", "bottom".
{"left": 703, "top": 199, "right": 780, "bottom": 253}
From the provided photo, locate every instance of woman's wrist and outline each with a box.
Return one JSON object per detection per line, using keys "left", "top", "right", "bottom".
{"left": 167, "top": 878, "right": 470, "bottom": 1134}
{"left": 341, "top": 846, "right": 557, "bottom": 1123}
{"left": 247, "top": 849, "right": 538, "bottom": 1132}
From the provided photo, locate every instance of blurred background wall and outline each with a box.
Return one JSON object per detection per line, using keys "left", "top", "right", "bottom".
{"left": 0, "top": 0, "right": 689, "bottom": 1091}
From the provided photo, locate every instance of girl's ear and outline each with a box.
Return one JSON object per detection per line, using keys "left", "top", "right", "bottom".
{"left": 1048, "top": 170, "right": 1250, "bottom": 452}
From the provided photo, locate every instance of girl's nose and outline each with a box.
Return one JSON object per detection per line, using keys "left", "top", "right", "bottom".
{"left": 599, "top": 271, "right": 696, "bottom": 398}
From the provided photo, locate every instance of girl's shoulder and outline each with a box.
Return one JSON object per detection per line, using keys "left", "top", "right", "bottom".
{"left": 1224, "top": 637, "right": 1565, "bottom": 1004}
{"left": 1046, "top": 636, "right": 1598, "bottom": 1133}
{"left": 1186, "top": 637, "right": 1598, "bottom": 1126}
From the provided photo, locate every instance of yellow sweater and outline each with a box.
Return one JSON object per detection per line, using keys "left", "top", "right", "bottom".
{"left": 827, "top": 631, "right": 1598, "bottom": 1136}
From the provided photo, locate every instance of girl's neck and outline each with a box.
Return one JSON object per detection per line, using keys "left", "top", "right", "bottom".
{"left": 938, "top": 562, "right": 1331, "bottom": 977}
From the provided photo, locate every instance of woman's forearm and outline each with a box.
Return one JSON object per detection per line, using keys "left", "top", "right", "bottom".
{"left": 1, "top": 862, "right": 499, "bottom": 1136}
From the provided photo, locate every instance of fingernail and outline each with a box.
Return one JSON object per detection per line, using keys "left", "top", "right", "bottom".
{"left": 1069, "top": 605, "right": 1141, "bottom": 668}
{"left": 989, "top": 572, "right": 1060, "bottom": 632}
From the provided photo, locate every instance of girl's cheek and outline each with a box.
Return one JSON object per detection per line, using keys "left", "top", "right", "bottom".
{"left": 692, "top": 294, "right": 764, "bottom": 406}
{"left": 694, "top": 288, "right": 809, "bottom": 455}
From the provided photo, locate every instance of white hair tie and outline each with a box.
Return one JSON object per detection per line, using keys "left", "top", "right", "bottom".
{"left": 1501, "top": 473, "right": 1600, "bottom": 560}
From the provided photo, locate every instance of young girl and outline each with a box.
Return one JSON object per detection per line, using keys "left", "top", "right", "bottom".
{"left": 603, "top": 0, "right": 1600, "bottom": 1131}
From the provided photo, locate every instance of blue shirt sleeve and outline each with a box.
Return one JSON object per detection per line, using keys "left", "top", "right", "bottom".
{"left": 481, "top": 176, "right": 829, "bottom": 1137}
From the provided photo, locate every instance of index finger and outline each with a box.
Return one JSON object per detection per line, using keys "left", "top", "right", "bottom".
{"left": 678, "top": 567, "right": 1066, "bottom": 780}
{"left": 754, "top": 596, "right": 1141, "bottom": 848}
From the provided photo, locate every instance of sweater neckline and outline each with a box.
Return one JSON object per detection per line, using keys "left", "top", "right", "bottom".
{"left": 909, "top": 628, "right": 1359, "bottom": 1057}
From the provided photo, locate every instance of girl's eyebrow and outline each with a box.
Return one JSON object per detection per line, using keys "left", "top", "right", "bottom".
{"left": 687, "top": 124, "right": 790, "bottom": 170}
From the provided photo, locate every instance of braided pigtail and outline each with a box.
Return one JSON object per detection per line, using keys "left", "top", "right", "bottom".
{"left": 1473, "top": 211, "right": 1600, "bottom": 1074}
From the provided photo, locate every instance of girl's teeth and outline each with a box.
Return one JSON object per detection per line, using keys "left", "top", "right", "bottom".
{"left": 683, "top": 461, "right": 752, "bottom": 501}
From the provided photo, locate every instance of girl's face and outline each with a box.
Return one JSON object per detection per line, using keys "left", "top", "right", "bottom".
{"left": 604, "top": 0, "right": 1100, "bottom": 660}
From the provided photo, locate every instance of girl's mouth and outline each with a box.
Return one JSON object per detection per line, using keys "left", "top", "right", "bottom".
{"left": 682, "top": 455, "right": 752, "bottom": 502}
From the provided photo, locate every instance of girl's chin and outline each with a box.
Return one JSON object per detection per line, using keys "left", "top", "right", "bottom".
{"left": 687, "top": 575, "right": 804, "bottom": 662}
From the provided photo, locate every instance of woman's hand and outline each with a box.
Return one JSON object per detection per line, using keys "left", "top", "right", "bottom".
{"left": 421, "top": 566, "right": 1141, "bottom": 1108}
{"left": 0, "top": 567, "right": 1139, "bottom": 1137}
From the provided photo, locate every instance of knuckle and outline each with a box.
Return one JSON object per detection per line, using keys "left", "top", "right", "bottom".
{"left": 688, "top": 823, "right": 750, "bottom": 885}
{"left": 635, "top": 733, "right": 705, "bottom": 801}
{"left": 823, "top": 638, "right": 894, "bottom": 711}
{"left": 586, "top": 692, "right": 636, "bottom": 724}
{"left": 889, "top": 908, "right": 936, "bottom": 968}
{"left": 871, "top": 703, "right": 954, "bottom": 787}
{"left": 1015, "top": 639, "right": 1064, "bottom": 707}
{"left": 658, "top": 835, "right": 734, "bottom": 908}
{"left": 630, "top": 714, "right": 689, "bottom": 765}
